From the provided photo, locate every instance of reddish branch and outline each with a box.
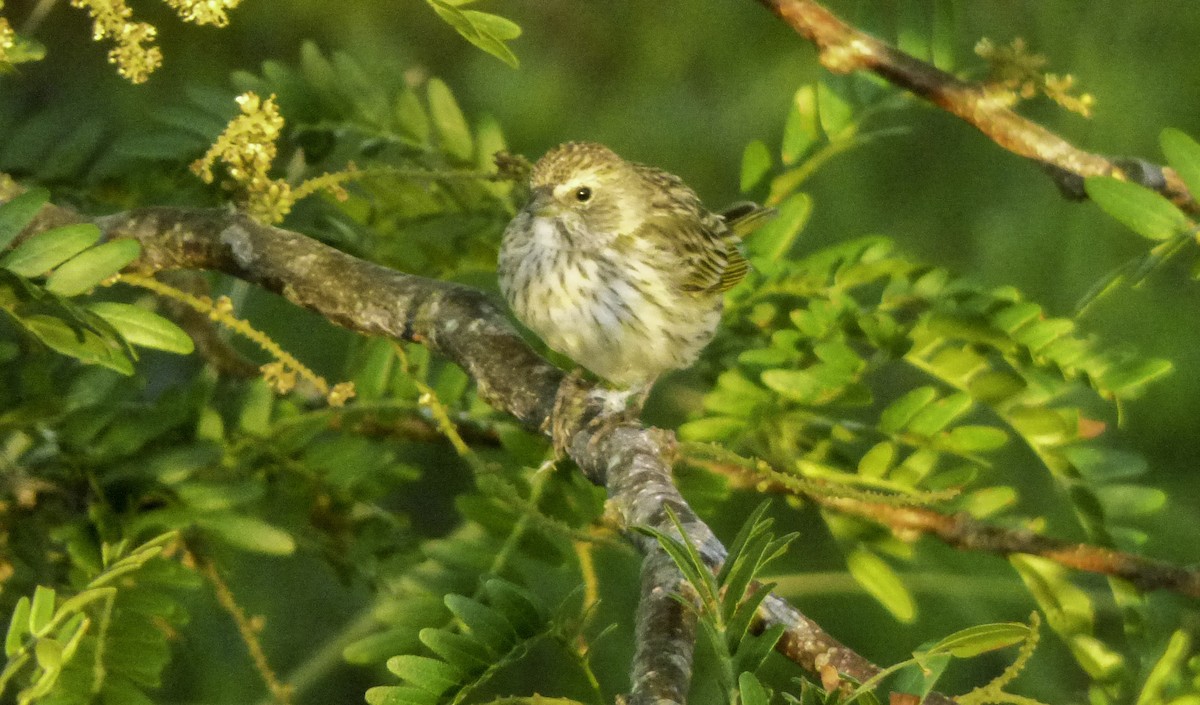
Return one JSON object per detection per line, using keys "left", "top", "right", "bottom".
{"left": 694, "top": 453, "right": 1200, "bottom": 599}
{"left": 755, "top": 0, "right": 1199, "bottom": 212}
{"left": 819, "top": 496, "right": 1200, "bottom": 598}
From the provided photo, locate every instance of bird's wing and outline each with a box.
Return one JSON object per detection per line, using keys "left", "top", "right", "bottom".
{"left": 637, "top": 212, "right": 748, "bottom": 295}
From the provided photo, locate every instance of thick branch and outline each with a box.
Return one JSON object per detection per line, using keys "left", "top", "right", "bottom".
{"left": 755, "top": 0, "right": 1198, "bottom": 211}
{"left": 90, "top": 206, "right": 564, "bottom": 429}
{"left": 5, "top": 195, "right": 943, "bottom": 702}
{"left": 629, "top": 547, "right": 698, "bottom": 705}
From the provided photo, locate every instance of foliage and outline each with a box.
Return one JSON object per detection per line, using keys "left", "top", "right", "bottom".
{"left": 1, "top": 531, "right": 196, "bottom": 705}
{"left": 1, "top": 4, "right": 1199, "bottom": 705}
{"left": 641, "top": 504, "right": 795, "bottom": 704}
{"left": 0, "top": 189, "right": 193, "bottom": 374}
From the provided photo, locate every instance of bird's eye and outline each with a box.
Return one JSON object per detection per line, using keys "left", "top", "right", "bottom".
{"left": 574, "top": 186, "right": 592, "bottom": 202}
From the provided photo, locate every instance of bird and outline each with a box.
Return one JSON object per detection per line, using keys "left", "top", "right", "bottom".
{"left": 498, "top": 141, "right": 773, "bottom": 412}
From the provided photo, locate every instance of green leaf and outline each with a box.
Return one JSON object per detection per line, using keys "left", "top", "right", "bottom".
{"left": 45, "top": 239, "right": 140, "bottom": 296}
{"left": 747, "top": 192, "right": 812, "bottom": 262}
{"left": 967, "top": 369, "right": 1026, "bottom": 403}
{"left": 482, "top": 579, "right": 542, "bottom": 634}
{"left": 427, "top": 78, "right": 474, "bottom": 161}
{"left": 1160, "top": 128, "right": 1200, "bottom": 200}
{"left": 1070, "top": 633, "right": 1125, "bottom": 680}
{"left": 846, "top": 547, "right": 915, "bottom": 622}
{"left": 738, "top": 671, "right": 771, "bottom": 705}
{"left": 704, "top": 370, "right": 771, "bottom": 416}
{"left": 365, "top": 685, "right": 437, "bottom": 705}
{"left": 945, "top": 425, "right": 1008, "bottom": 452}
{"left": 237, "top": 378, "right": 274, "bottom": 437}
{"left": 1085, "top": 176, "right": 1190, "bottom": 241}
{"left": 1137, "top": 630, "right": 1191, "bottom": 705}
{"left": 761, "top": 368, "right": 822, "bottom": 403}
{"left": 443, "top": 594, "right": 515, "bottom": 651}
{"left": 880, "top": 386, "right": 938, "bottom": 433}
{"left": 87, "top": 302, "right": 195, "bottom": 354}
{"left": 959, "top": 486, "right": 1017, "bottom": 518}
{"left": 419, "top": 628, "right": 492, "bottom": 671}
{"left": 1006, "top": 405, "right": 1072, "bottom": 446}
{"left": 1010, "top": 555, "right": 1094, "bottom": 636}
{"left": 817, "top": 81, "right": 854, "bottom": 138}
{"left": 1095, "top": 484, "right": 1167, "bottom": 518}
{"left": 34, "top": 637, "right": 63, "bottom": 672}
{"left": 740, "top": 140, "right": 772, "bottom": 192}
{"left": 426, "top": 1, "right": 521, "bottom": 68}
{"left": 1098, "top": 358, "right": 1173, "bottom": 398}
{"left": 56, "top": 612, "right": 89, "bottom": 662}
{"left": 678, "top": 416, "right": 745, "bottom": 442}
{"left": 858, "top": 441, "right": 896, "bottom": 478}
{"left": 19, "top": 313, "right": 134, "bottom": 374}
{"left": 386, "top": 654, "right": 462, "bottom": 696}
{"left": 905, "top": 392, "right": 971, "bottom": 436}
{"left": 394, "top": 88, "right": 430, "bottom": 145}
{"left": 781, "top": 85, "right": 818, "bottom": 165}
{"left": 897, "top": 652, "right": 951, "bottom": 701}
{"left": 29, "top": 585, "right": 56, "bottom": 636}
{"left": 198, "top": 514, "right": 296, "bottom": 555}
{"left": 345, "top": 629, "right": 422, "bottom": 666}
{"left": 0, "top": 223, "right": 100, "bottom": 276}
{"left": 927, "top": 622, "right": 1030, "bottom": 658}
{"left": 717, "top": 502, "right": 773, "bottom": 594}
{"left": 0, "top": 187, "right": 49, "bottom": 252}
{"left": 1063, "top": 445, "right": 1148, "bottom": 482}
{"left": 6, "top": 596, "right": 31, "bottom": 656}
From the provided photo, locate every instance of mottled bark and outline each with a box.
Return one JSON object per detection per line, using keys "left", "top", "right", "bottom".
{"left": 3, "top": 189, "right": 939, "bottom": 702}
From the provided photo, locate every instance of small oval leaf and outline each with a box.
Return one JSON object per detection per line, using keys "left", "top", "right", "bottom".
{"left": 1085, "top": 176, "right": 1190, "bottom": 241}
{"left": 427, "top": 78, "right": 473, "bottom": 161}
{"left": 1, "top": 223, "right": 101, "bottom": 276}
{"left": 386, "top": 654, "right": 461, "bottom": 696}
{"left": 846, "top": 547, "right": 916, "bottom": 622}
{"left": 87, "top": 302, "right": 194, "bottom": 354}
{"left": 198, "top": 514, "right": 296, "bottom": 555}
{"left": 45, "top": 239, "right": 141, "bottom": 296}
{"left": 0, "top": 188, "right": 50, "bottom": 252}
{"left": 928, "top": 622, "right": 1030, "bottom": 658}
{"left": 748, "top": 192, "right": 812, "bottom": 262}
{"left": 1161, "top": 128, "right": 1200, "bottom": 200}
{"left": 740, "top": 140, "right": 772, "bottom": 192}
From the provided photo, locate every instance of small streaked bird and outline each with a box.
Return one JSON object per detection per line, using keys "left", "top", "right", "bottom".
{"left": 498, "top": 142, "right": 773, "bottom": 408}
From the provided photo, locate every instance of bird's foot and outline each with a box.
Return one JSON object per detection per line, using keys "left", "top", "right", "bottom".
{"left": 548, "top": 374, "right": 651, "bottom": 462}
{"left": 548, "top": 368, "right": 594, "bottom": 458}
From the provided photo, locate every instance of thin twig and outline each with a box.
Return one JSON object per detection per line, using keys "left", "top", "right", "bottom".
{"left": 754, "top": 0, "right": 1198, "bottom": 211}
{"left": 689, "top": 450, "right": 1200, "bottom": 598}
{"left": 193, "top": 549, "right": 293, "bottom": 705}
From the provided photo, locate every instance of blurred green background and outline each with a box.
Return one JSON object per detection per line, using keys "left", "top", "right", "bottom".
{"left": 4, "top": 0, "right": 1200, "bottom": 701}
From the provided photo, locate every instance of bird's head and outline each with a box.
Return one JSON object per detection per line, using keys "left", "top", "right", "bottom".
{"left": 523, "top": 142, "right": 651, "bottom": 241}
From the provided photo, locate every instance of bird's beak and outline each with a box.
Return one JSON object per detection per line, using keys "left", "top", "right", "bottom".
{"left": 525, "top": 186, "right": 556, "bottom": 218}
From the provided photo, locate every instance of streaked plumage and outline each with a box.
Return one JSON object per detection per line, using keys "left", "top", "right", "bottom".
{"left": 498, "top": 142, "right": 771, "bottom": 391}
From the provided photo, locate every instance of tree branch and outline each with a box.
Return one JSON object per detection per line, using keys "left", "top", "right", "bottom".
{"left": 629, "top": 547, "right": 698, "bottom": 705}
{"left": 818, "top": 495, "right": 1200, "bottom": 598}
{"left": 754, "top": 0, "right": 1198, "bottom": 211}
{"left": 4, "top": 194, "right": 948, "bottom": 702}
{"left": 688, "top": 450, "right": 1200, "bottom": 599}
